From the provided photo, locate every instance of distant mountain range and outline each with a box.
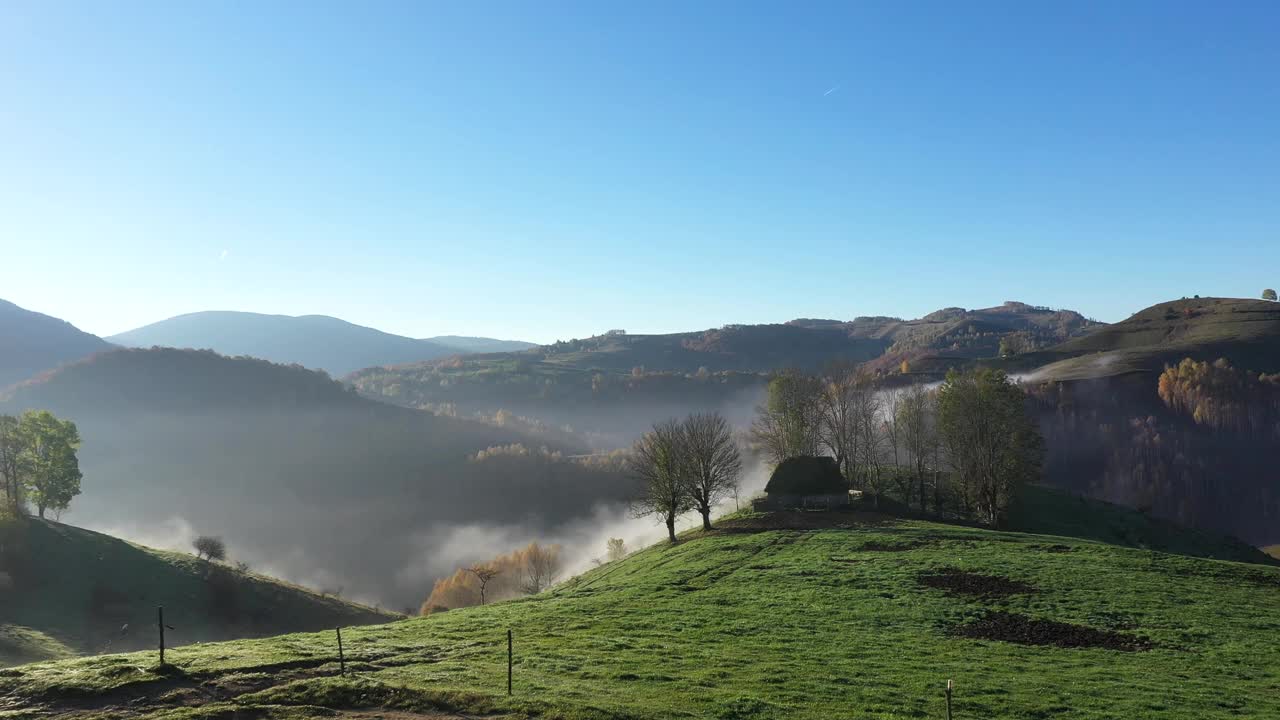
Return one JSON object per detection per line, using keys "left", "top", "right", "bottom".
{"left": 0, "top": 300, "right": 114, "bottom": 388}
{"left": 348, "top": 301, "right": 1101, "bottom": 439}
{"left": 107, "top": 311, "right": 535, "bottom": 376}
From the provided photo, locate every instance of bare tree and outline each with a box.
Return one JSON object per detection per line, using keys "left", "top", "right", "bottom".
{"left": 680, "top": 412, "right": 742, "bottom": 531}
{"left": 520, "top": 542, "right": 563, "bottom": 594}
{"left": 881, "top": 387, "right": 914, "bottom": 506}
{"left": 852, "top": 385, "right": 885, "bottom": 503}
{"left": 466, "top": 563, "right": 501, "bottom": 605}
{"left": 750, "top": 370, "right": 822, "bottom": 466}
{"left": 193, "top": 535, "right": 226, "bottom": 562}
{"left": 815, "top": 362, "right": 862, "bottom": 484}
{"left": 897, "top": 383, "right": 939, "bottom": 513}
{"left": 630, "top": 419, "right": 691, "bottom": 543}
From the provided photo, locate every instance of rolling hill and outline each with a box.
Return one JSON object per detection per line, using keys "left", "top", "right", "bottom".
{"left": 0, "top": 517, "right": 395, "bottom": 667}
{"left": 1014, "top": 297, "right": 1280, "bottom": 381}
{"left": 0, "top": 348, "right": 632, "bottom": 609}
{"left": 107, "top": 311, "right": 531, "bottom": 377}
{"left": 349, "top": 302, "right": 1097, "bottom": 442}
{"left": 2, "top": 505, "right": 1276, "bottom": 719}
{"left": 1002, "top": 298, "right": 1280, "bottom": 548}
{"left": 0, "top": 299, "right": 113, "bottom": 388}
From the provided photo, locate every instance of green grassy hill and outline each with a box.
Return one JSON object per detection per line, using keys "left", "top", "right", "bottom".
{"left": 0, "top": 518, "right": 397, "bottom": 667}
{"left": 1016, "top": 297, "right": 1280, "bottom": 381}
{"left": 3, "top": 510, "right": 1277, "bottom": 719}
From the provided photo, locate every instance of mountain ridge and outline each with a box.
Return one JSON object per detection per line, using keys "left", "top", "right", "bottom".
{"left": 107, "top": 310, "right": 533, "bottom": 376}
{"left": 0, "top": 299, "right": 114, "bottom": 389}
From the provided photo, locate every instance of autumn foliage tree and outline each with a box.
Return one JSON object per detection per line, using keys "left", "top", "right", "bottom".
{"left": 1157, "top": 357, "right": 1280, "bottom": 435}
{"left": 421, "top": 541, "right": 565, "bottom": 612}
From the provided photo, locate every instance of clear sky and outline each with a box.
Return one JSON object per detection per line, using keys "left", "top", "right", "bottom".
{"left": 2, "top": 2, "right": 1277, "bottom": 343}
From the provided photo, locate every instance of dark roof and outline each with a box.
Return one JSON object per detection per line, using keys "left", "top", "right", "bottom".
{"left": 764, "top": 456, "right": 846, "bottom": 495}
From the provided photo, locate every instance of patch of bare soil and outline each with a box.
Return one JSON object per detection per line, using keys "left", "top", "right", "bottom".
{"left": 952, "top": 612, "right": 1152, "bottom": 651}
{"left": 858, "top": 540, "right": 927, "bottom": 552}
{"left": 717, "top": 510, "right": 895, "bottom": 532}
{"left": 335, "top": 707, "right": 494, "bottom": 712}
{"left": 918, "top": 569, "right": 1037, "bottom": 598}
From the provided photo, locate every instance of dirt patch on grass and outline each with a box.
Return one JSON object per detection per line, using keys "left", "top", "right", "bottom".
{"left": 918, "top": 569, "right": 1037, "bottom": 598}
{"left": 859, "top": 539, "right": 927, "bottom": 552}
{"left": 952, "top": 612, "right": 1152, "bottom": 651}
{"left": 717, "top": 510, "right": 895, "bottom": 532}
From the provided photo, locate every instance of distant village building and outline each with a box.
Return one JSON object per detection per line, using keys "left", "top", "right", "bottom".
{"left": 754, "top": 456, "right": 852, "bottom": 511}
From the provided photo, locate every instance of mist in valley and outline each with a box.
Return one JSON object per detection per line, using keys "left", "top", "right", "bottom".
{"left": 12, "top": 353, "right": 773, "bottom": 610}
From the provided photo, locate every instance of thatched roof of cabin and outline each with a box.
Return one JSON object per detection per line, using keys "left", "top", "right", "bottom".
{"left": 764, "top": 456, "right": 846, "bottom": 495}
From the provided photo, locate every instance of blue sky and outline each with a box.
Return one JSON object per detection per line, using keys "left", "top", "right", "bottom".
{"left": 2, "top": 1, "right": 1277, "bottom": 343}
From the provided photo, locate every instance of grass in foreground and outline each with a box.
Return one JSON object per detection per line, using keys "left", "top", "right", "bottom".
{"left": 2, "top": 516, "right": 1279, "bottom": 719}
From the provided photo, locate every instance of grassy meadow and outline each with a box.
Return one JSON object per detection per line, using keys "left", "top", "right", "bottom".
{"left": 0, "top": 519, "right": 397, "bottom": 668}
{"left": 2, "top": 512, "right": 1278, "bottom": 719}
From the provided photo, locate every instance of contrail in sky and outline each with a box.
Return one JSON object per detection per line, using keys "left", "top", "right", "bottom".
{"left": 823, "top": 85, "right": 839, "bottom": 96}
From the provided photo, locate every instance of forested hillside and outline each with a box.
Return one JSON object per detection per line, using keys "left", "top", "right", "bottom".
{"left": 349, "top": 302, "right": 1095, "bottom": 442}
{"left": 1017, "top": 298, "right": 1280, "bottom": 547}
{"left": 0, "top": 348, "right": 633, "bottom": 608}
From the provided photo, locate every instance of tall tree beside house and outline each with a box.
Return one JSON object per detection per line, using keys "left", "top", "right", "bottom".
{"left": 936, "top": 368, "right": 1042, "bottom": 527}
{"left": 679, "top": 412, "right": 742, "bottom": 531}
{"left": 896, "top": 383, "right": 941, "bottom": 513}
{"left": 851, "top": 381, "right": 886, "bottom": 501}
{"left": 1264, "top": 288, "right": 1278, "bottom": 301}
{"left": 17, "top": 411, "right": 83, "bottom": 520}
{"left": 630, "top": 418, "right": 691, "bottom": 543}
{"left": 750, "top": 369, "right": 822, "bottom": 466}
{"left": 815, "top": 361, "right": 864, "bottom": 483}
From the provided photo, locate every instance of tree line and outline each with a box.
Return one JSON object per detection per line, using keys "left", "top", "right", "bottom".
{"left": 0, "top": 410, "right": 83, "bottom": 520}
{"left": 749, "top": 364, "right": 1041, "bottom": 526}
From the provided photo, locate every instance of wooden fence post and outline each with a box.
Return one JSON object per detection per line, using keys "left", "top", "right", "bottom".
{"left": 157, "top": 607, "right": 165, "bottom": 665}
{"left": 507, "top": 629, "right": 513, "bottom": 696}
{"left": 336, "top": 627, "right": 346, "bottom": 676}
{"left": 945, "top": 679, "right": 953, "bottom": 720}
